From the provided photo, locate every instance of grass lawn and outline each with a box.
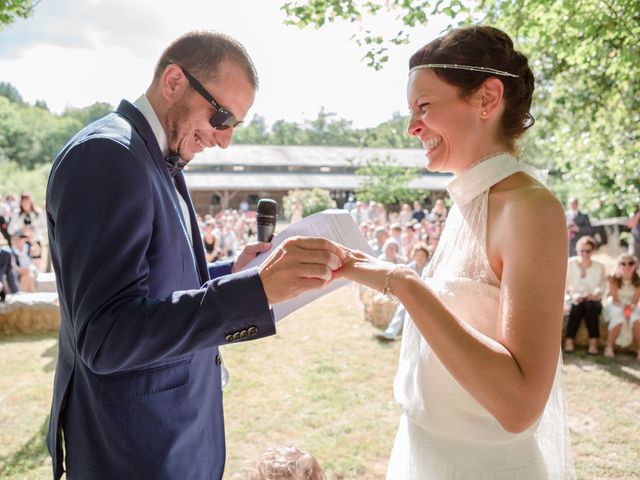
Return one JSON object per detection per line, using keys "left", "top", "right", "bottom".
{"left": 1, "top": 284, "right": 639, "bottom": 479}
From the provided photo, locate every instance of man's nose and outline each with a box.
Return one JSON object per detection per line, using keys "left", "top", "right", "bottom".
{"left": 214, "top": 127, "right": 234, "bottom": 149}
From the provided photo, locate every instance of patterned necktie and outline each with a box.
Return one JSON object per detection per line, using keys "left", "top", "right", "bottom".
{"left": 165, "top": 154, "right": 186, "bottom": 178}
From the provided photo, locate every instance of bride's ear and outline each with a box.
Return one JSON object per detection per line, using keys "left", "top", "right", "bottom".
{"left": 478, "top": 78, "right": 504, "bottom": 119}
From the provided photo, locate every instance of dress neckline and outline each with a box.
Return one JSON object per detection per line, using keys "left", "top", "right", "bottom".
{"left": 447, "top": 153, "right": 523, "bottom": 206}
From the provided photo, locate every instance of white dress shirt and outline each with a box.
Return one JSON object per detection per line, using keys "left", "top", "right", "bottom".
{"left": 133, "top": 94, "right": 192, "bottom": 244}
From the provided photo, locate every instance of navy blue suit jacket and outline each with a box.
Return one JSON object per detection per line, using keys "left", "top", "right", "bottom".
{"left": 45, "top": 100, "right": 275, "bottom": 479}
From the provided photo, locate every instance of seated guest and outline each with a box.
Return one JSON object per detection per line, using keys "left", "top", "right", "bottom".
{"left": 603, "top": 254, "right": 640, "bottom": 359}
{"left": 401, "top": 221, "right": 418, "bottom": 258}
{"left": 0, "top": 246, "right": 19, "bottom": 301}
{"left": 247, "top": 445, "right": 326, "bottom": 480}
{"left": 411, "top": 200, "right": 426, "bottom": 223}
{"left": 428, "top": 198, "right": 447, "bottom": 222}
{"left": 564, "top": 236, "right": 607, "bottom": 354}
{"left": 368, "top": 226, "right": 389, "bottom": 257}
{"left": 8, "top": 192, "right": 47, "bottom": 245}
{"left": 202, "top": 219, "right": 220, "bottom": 262}
{"left": 377, "top": 243, "right": 431, "bottom": 341}
{"left": 10, "top": 230, "right": 37, "bottom": 293}
{"left": 378, "top": 238, "right": 405, "bottom": 264}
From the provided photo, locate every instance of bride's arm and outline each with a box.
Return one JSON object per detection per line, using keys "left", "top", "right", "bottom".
{"left": 338, "top": 188, "right": 567, "bottom": 433}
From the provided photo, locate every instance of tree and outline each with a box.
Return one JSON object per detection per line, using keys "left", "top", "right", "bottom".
{"left": 0, "top": 82, "right": 25, "bottom": 104}
{"left": 355, "top": 155, "right": 422, "bottom": 207}
{"left": 361, "top": 112, "right": 421, "bottom": 148}
{"left": 233, "top": 114, "right": 269, "bottom": 144}
{"left": 0, "top": 88, "right": 115, "bottom": 169}
{"left": 283, "top": 0, "right": 640, "bottom": 216}
{"left": 283, "top": 188, "right": 336, "bottom": 219}
{"left": 0, "top": 0, "right": 39, "bottom": 30}
{"left": 63, "top": 102, "right": 114, "bottom": 127}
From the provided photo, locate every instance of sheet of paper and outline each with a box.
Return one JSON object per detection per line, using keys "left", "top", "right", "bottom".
{"left": 244, "top": 209, "right": 373, "bottom": 321}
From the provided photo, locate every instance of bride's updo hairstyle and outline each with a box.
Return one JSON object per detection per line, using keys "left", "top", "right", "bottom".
{"left": 409, "top": 26, "right": 535, "bottom": 152}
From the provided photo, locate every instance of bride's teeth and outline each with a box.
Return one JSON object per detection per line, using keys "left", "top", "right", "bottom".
{"left": 424, "top": 136, "right": 442, "bottom": 152}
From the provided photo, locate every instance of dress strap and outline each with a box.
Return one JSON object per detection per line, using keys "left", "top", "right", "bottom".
{"left": 447, "top": 154, "right": 547, "bottom": 206}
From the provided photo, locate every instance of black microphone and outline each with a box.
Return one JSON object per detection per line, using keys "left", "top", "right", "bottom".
{"left": 256, "top": 198, "right": 277, "bottom": 242}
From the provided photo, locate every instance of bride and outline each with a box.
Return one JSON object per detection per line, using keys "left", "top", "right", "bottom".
{"left": 336, "top": 26, "right": 574, "bottom": 479}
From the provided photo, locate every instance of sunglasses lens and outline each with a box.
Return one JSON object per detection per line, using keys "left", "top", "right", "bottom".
{"left": 210, "top": 111, "right": 242, "bottom": 130}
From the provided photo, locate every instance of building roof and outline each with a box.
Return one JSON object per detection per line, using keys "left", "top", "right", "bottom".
{"left": 191, "top": 144, "right": 438, "bottom": 169}
{"left": 186, "top": 172, "right": 450, "bottom": 191}
{"left": 185, "top": 144, "right": 452, "bottom": 191}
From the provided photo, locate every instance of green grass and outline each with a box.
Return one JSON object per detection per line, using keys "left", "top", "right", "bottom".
{"left": 1, "top": 285, "right": 639, "bottom": 479}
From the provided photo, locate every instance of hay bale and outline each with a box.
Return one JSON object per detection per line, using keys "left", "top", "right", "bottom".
{"left": 359, "top": 285, "right": 398, "bottom": 329}
{"left": 0, "top": 293, "right": 60, "bottom": 334}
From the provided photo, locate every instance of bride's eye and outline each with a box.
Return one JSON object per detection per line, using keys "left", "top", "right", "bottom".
{"left": 419, "top": 102, "right": 430, "bottom": 113}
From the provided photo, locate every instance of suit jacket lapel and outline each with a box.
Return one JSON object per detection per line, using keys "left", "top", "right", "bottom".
{"left": 115, "top": 100, "right": 209, "bottom": 284}
{"left": 115, "top": 100, "right": 169, "bottom": 180}
{"left": 174, "top": 172, "right": 209, "bottom": 283}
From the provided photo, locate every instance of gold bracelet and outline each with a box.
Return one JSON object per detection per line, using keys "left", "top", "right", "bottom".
{"left": 382, "top": 266, "right": 400, "bottom": 302}
{"left": 383, "top": 265, "right": 417, "bottom": 302}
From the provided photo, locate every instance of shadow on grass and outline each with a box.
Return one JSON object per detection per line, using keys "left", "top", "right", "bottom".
{"left": 563, "top": 350, "right": 640, "bottom": 386}
{"left": 0, "top": 331, "right": 59, "bottom": 372}
{"left": 0, "top": 415, "right": 49, "bottom": 478}
{"left": 0, "top": 331, "right": 58, "bottom": 345}
{"left": 43, "top": 340, "right": 59, "bottom": 373}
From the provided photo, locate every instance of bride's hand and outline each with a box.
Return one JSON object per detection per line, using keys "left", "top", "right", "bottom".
{"left": 333, "top": 247, "right": 393, "bottom": 293}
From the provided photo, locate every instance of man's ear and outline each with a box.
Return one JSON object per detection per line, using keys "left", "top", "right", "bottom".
{"left": 160, "top": 64, "right": 187, "bottom": 103}
{"left": 478, "top": 78, "right": 504, "bottom": 119}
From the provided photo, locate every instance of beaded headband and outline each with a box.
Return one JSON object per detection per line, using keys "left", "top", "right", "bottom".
{"left": 410, "top": 63, "right": 519, "bottom": 78}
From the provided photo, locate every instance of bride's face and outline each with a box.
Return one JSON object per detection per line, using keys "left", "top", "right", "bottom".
{"left": 407, "top": 69, "right": 483, "bottom": 174}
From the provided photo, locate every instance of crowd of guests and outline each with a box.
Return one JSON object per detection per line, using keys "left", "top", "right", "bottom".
{"left": 3, "top": 190, "right": 640, "bottom": 361}
{"left": 0, "top": 192, "right": 47, "bottom": 299}
{"left": 350, "top": 196, "right": 640, "bottom": 362}
{"left": 196, "top": 207, "right": 258, "bottom": 263}
{"left": 346, "top": 199, "right": 447, "bottom": 262}
{"left": 563, "top": 197, "right": 640, "bottom": 360}
{"left": 563, "top": 235, "right": 640, "bottom": 360}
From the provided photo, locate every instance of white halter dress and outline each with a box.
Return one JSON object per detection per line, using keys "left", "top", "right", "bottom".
{"left": 387, "top": 154, "right": 574, "bottom": 479}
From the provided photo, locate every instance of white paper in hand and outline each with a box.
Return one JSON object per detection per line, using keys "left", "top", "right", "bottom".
{"left": 244, "top": 209, "right": 373, "bottom": 321}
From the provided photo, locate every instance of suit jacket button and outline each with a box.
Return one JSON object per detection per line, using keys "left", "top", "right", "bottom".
{"left": 215, "top": 354, "right": 222, "bottom": 366}
{"left": 240, "top": 330, "right": 248, "bottom": 338}
{"left": 232, "top": 332, "right": 241, "bottom": 341}
{"left": 248, "top": 326, "right": 258, "bottom": 336}
{"left": 225, "top": 334, "right": 233, "bottom": 343}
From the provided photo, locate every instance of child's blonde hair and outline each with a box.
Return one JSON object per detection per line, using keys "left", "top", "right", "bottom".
{"left": 247, "top": 445, "right": 326, "bottom": 480}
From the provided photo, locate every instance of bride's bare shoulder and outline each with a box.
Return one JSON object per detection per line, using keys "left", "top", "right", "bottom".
{"left": 490, "top": 171, "right": 563, "bottom": 221}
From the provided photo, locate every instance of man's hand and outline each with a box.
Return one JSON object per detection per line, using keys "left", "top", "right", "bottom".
{"left": 231, "top": 242, "right": 273, "bottom": 273}
{"left": 257, "top": 236, "right": 345, "bottom": 305}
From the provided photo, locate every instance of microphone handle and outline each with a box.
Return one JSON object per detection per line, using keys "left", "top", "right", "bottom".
{"left": 257, "top": 223, "right": 275, "bottom": 243}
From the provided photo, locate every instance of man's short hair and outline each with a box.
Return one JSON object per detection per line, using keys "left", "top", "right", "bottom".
{"left": 153, "top": 30, "right": 258, "bottom": 89}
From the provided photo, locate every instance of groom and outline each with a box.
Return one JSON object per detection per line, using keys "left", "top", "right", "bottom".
{"left": 45, "top": 31, "right": 343, "bottom": 479}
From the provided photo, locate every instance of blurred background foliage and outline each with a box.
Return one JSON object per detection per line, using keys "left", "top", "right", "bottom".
{"left": 1, "top": 0, "right": 637, "bottom": 218}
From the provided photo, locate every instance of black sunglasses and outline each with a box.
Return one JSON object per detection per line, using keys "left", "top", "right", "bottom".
{"left": 179, "top": 67, "right": 243, "bottom": 130}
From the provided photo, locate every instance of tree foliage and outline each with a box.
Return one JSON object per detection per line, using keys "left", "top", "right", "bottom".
{"left": 282, "top": 0, "right": 640, "bottom": 216}
{"left": 234, "top": 108, "right": 420, "bottom": 148}
{"left": 355, "top": 155, "right": 422, "bottom": 206}
{"left": 0, "top": 0, "right": 39, "bottom": 30}
{"left": 0, "top": 84, "right": 114, "bottom": 168}
{"left": 283, "top": 188, "right": 336, "bottom": 218}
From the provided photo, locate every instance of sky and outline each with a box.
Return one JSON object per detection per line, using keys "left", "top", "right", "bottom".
{"left": 0, "top": 0, "right": 448, "bottom": 128}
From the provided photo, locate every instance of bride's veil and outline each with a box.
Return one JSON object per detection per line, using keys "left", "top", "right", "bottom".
{"left": 536, "top": 351, "right": 576, "bottom": 479}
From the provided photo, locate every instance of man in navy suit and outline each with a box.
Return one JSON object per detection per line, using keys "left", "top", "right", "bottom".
{"left": 45, "top": 31, "right": 343, "bottom": 480}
